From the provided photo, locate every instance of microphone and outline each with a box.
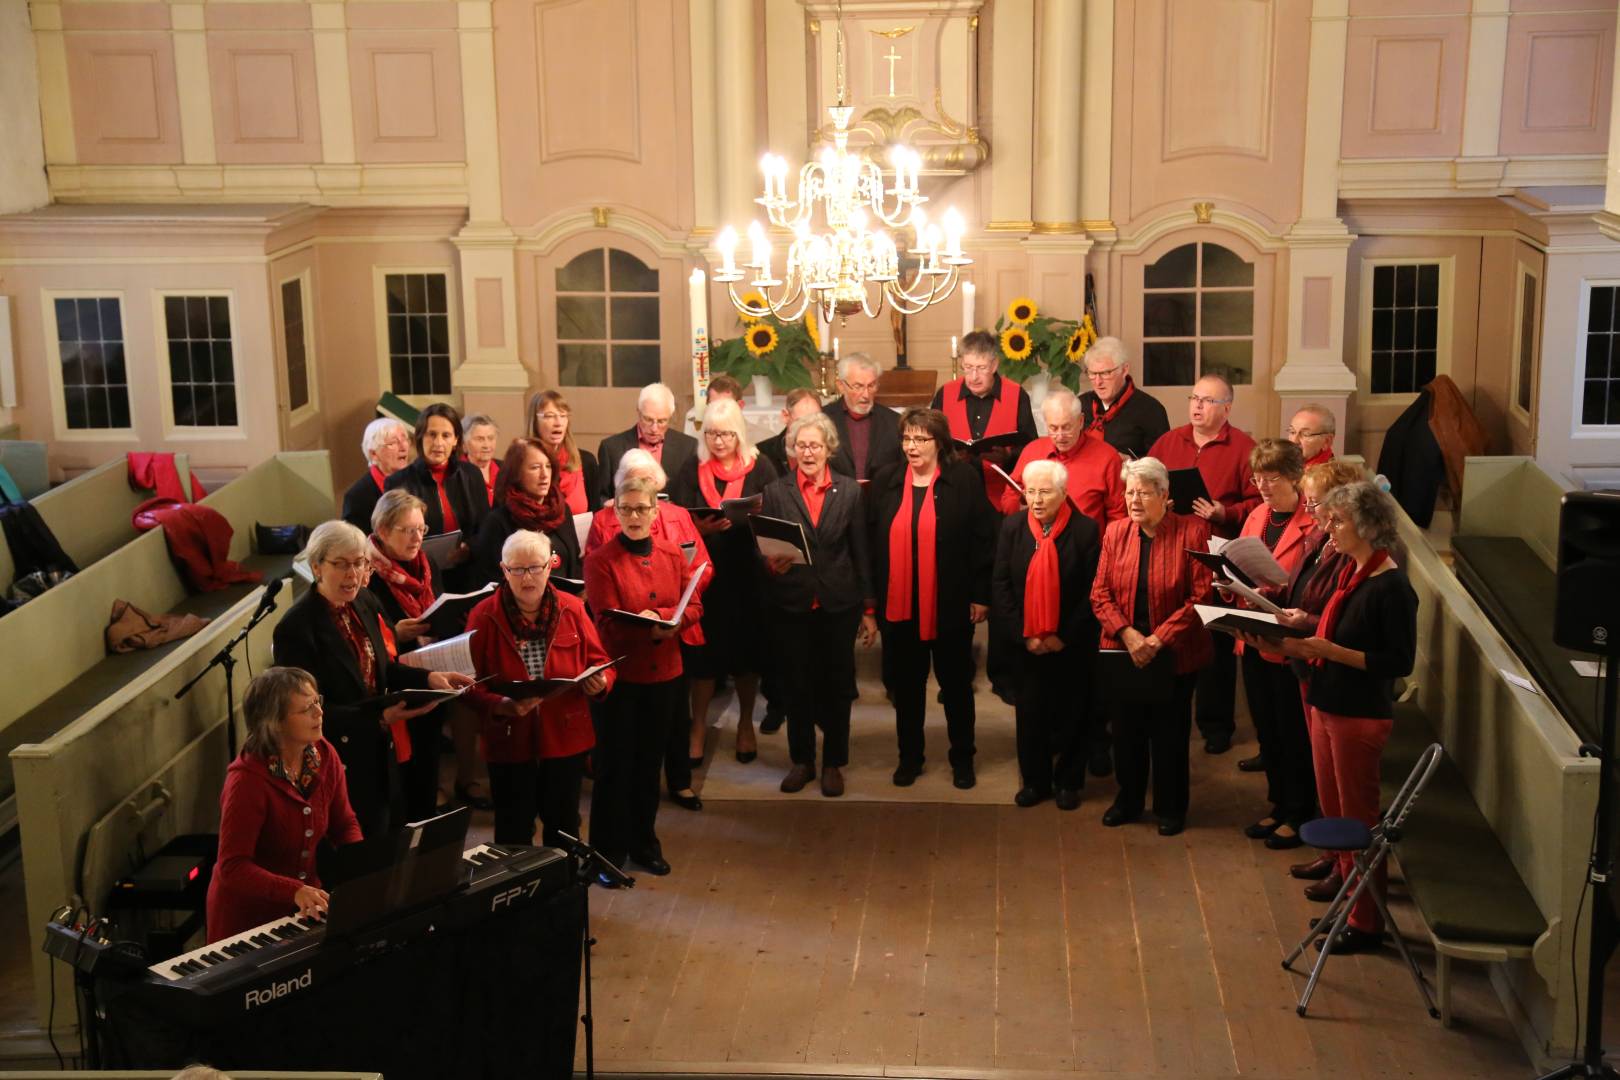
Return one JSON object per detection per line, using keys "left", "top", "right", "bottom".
{"left": 252, "top": 576, "right": 284, "bottom": 620}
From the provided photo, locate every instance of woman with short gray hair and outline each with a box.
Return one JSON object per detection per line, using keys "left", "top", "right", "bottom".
{"left": 342, "top": 418, "right": 413, "bottom": 532}
{"left": 462, "top": 413, "right": 501, "bottom": 507}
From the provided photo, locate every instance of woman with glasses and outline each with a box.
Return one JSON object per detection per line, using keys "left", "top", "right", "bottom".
{"left": 273, "top": 521, "right": 472, "bottom": 839}
{"left": 529, "top": 389, "right": 600, "bottom": 515}
{"left": 207, "top": 666, "right": 361, "bottom": 941}
{"left": 343, "top": 418, "right": 414, "bottom": 534}
{"left": 584, "top": 476, "right": 705, "bottom": 879}
{"left": 868, "top": 407, "right": 996, "bottom": 790}
{"left": 759, "top": 413, "right": 877, "bottom": 797}
{"left": 670, "top": 397, "right": 779, "bottom": 766}
{"left": 462, "top": 530, "right": 615, "bottom": 847}
{"left": 472, "top": 438, "right": 582, "bottom": 588}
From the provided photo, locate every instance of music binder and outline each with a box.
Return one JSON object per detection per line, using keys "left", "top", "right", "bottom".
{"left": 420, "top": 530, "right": 462, "bottom": 565}
{"left": 420, "top": 584, "right": 495, "bottom": 638}
{"left": 603, "top": 560, "right": 709, "bottom": 628}
{"left": 484, "top": 657, "right": 622, "bottom": 700}
{"left": 1167, "top": 467, "right": 1211, "bottom": 512}
{"left": 751, "top": 513, "right": 813, "bottom": 566}
{"left": 1194, "top": 604, "right": 1311, "bottom": 641}
{"left": 689, "top": 493, "right": 764, "bottom": 525}
{"left": 950, "top": 431, "right": 1023, "bottom": 454}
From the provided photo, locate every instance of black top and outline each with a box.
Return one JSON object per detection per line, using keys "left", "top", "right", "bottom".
{"left": 341, "top": 469, "right": 386, "bottom": 534}
{"left": 1079, "top": 381, "right": 1172, "bottom": 461}
{"left": 825, "top": 398, "right": 904, "bottom": 485}
{"left": 1262, "top": 508, "right": 1292, "bottom": 549}
{"left": 1132, "top": 531, "right": 1155, "bottom": 635}
{"left": 930, "top": 375, "right": 1039, "bottom": 465}
{"left": 866, "top": 459, "right": 996, "bottom": 628}
{"left": 468, "top": 502, "right": 583, "bottom": 591}
{"left": 384, "top": 457, "right": 490, "bottom": 542}
{"left": 1305, "top": 569, "right": 1418, "bottom": 719}
{"left": 758, "top": 470, "right": 873, "bottom": 615}
{"left": 756, "top": 429, "right": 792, "bottom": 477}
{"left": 989, "top": 510, "right": 1102, "bottom": 665}
{"left": 596, "top": 426, "right": 699, "bottom": 507}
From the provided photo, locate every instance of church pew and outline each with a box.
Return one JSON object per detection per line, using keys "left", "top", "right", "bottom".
{"left": 0, "top": 437, "right": 49, "bottom": 499}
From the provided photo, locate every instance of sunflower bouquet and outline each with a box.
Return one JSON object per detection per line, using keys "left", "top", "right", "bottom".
{"left": 708, "top": 292, "right": 816, "bottom": 391}
{"left": 992, "top": 296, "right": 1099, "bottom": 394}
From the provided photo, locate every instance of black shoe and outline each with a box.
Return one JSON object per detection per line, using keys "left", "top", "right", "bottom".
{"left": 1157, "top": 817, "right": 1185, "bottom": 837}
{"left": 1316, "top": 926, "right": 1383, "bottom": 954}
{"left": 629, "top": 851, "right": 671, "bottom": 876}
{"left": 1088, "top": 746, "right": 1113, "bottom": 778}
{"left": 952, "top": 764, "right": 977, "bottom": 790}
{"left": 1014, "top": 786, "right": 1051, "bottom": 808}
{"left": 759, "top": 709, "right": 786, "bottom": 735}
{"left": 1055, "top": 788, "right": 1081, "bottom": 811}
{"left": 892, "top": 762, "right": 923, "bottom": 787}
{"left": 735, "top": 749, "right": 757, "bottom": 764}
{"left": 670, "top": 790, "right": 703, "bottom": 812}
{"left": 1203, "top": 735, "right": 1232, "bottom": 755}
{"left": 1265, "top": 826, "right": 1303, "bottom": 850}
{"left": 1102, "top": 805, "right": 1138, "bottom": 828}
{"left": 1244, "top": 817, "right": 1282, "bottom": 840}
{"left": 1237, "top": 753, "right": 1266, "bottom": 772}
{"left": 454, "top": 781, "right": 495, "bottom": 812}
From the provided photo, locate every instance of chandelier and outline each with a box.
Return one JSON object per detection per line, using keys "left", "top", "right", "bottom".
{"left": 713, "top": 10, "right": 971, "bottom": 323}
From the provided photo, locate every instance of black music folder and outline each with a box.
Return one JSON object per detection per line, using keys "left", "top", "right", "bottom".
{"left": 485, "top": 657, "right": 621, "bottom": 700}
{"left": 421, "top": 584, "right": 495, "bottom": 638}
{"left": 689, "top": 493, "right": 763, "bottom": 525}
{"left": 1097, "top": 649, "right": 1175, "bottom": 705}
{"left": 1194, "top": 604, "right": 1311, "bottom": 642}
{"left": 1168, "top": 467, "right": 1211, "bottom": 511}
{"left": 951, "top": 431, "right": 1023, "bottom": 454}
{"left": 603, "top": 561, "right": 708, "bottom": 628}
{"left": 751, "top": 513, "right": 813, "bottom": 565}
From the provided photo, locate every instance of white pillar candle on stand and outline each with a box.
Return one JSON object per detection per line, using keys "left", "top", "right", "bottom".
{"left": 689, "top": 268, "right": 710, "bottom": 403}
{"left": 815, "top": 302, "right": 830, "bottom": 356}
{"left": 961, "top": 280, "right": 976, "bottom": 337}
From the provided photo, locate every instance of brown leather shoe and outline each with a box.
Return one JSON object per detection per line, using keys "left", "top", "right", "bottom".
{"left": 1290, "top": 855, "right": 1336, "bottom": 880}
{"left": 1304, "top": 872, "right": 1344, "bottom": 902}
{"left": 820, "top": 765, "right": 845, "bottom": 797}
{"left": 780, "top": 763, "right": 816, "bottom": 793}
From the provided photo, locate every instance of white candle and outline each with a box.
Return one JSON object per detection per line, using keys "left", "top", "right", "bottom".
{"left": 833, "top": 337, "right": 840, "bottom": 362}
{"left": 961, "top": 280, "right": 976, "bottom": 338}
{"left": 816, "top": 303, "right": 830, "bottom": 355}
{"left": 951, "top": 335, "right": 958, "bottom": 357}
{"left": 689, "top": 268, "right": 709, "bottom": 403}
{"left": 716, "top": 228, "right": 737, "bottom": 277}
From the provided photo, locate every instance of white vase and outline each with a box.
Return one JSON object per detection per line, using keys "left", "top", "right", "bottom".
{"left": 751, "top": 374, "right": 773, "bottom": 408}
{"left": 1026, "top": 372, "right": 1051, "bottom": 408}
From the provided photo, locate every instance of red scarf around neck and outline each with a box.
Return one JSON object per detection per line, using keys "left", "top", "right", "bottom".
{"left": 697, "top": 456, "right": 751, "bottom": 508}
{"left": 369, "top": 464, "right": 388, "bottom": 493}
{"left": 556, "top": 466, "right": 588, "bottom": 514}
{"left": 1086, "top": 377, "right": 1137, "bottom": 440}
{"left": 365, "top": 535, "right": 436, "bottom": 620}
{"left": 885, "top": 468, "right": 940, "bottom": 639}
{"left": 428, "top": 461, "right": 458, "bottom": 532}
{"left": 506, "top": 483, "right": 567, "bottom": 533}
{"left": 1312, "top": 548, "right": 1391, "bottom": 667}
{"left": 1023, "top": 501, "right": 1072, "bottom": 638}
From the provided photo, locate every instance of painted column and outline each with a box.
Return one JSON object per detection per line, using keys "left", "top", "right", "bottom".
{"left": 310, "top": 0, "right": 358, "bottom": 197}
{"left": 1032, "top": 0, "right": 1083, "bottom": 234}
{"left": 1603, "top": 6, "right": 1620, "bottom": 228}
{"left": 714, "top": 0, "right": 758, "bottom": 229}
{"left": 1457, "top": 0, "right": 1511, "bottom": 189}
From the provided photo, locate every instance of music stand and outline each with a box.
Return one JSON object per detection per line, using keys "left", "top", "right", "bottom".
{"left": 325, "top": 807, "right": 472, "bottom": 940}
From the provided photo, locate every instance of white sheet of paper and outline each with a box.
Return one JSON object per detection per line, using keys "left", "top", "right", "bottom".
{"left": 1215, "top": 574, "right": 1286, "bottom": 616}
{"left": 573, "top": 511, "right": 594, "bottom": 551}
{"left": 398, "top": 629, "right": 477, "bottom": 675}
{"left": 1573, "top": 660, "right": 1605, "bottom": 677}
{"left": 419, "top": 583, "right": 494, "bottom": 619}
{"left": 1501, "top": 670, "right": 1541, "bottom": 695}
{"left": 1207, "top": 537, "right": 1229, "bottom": 554}
{"left": 757, "top": 536, "right": 809, "bottom": 565}
{"left": 1219, "top": 535, "right": 1290, "bottom": 587}
{"left": 1195, "top": 604, "right": 1279, "bottom": 627}
{"left": 293, "top": 558, "right": 314, "bottom": 584}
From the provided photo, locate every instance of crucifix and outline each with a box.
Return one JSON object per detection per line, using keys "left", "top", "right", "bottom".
{"left": 882, "top": 43, "right": 903, "bottom": 97}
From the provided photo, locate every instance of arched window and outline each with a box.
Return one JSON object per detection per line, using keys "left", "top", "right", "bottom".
{"left": 1140, "top": 242, "right": 1255, "bottom": 387}
{"left": 555, "top": 248, "right": 661, "bottom": 387}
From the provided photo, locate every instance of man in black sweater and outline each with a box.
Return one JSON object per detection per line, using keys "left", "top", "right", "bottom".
{"left": 595, "top": 382, "right": 698, "bottom": 506}
{"left": 825, "top": 353, "right": 905, "bottom": 485}
{"left": 1077, "top": 337, "right": 1170, "bottom": 461}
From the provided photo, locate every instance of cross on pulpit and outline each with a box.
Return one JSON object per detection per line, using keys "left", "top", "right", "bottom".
{"left": 883, "top": 44, "right": 903, "bottom": 97}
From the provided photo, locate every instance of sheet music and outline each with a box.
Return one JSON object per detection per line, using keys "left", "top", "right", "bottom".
{"left": 398, "top": 629, "right": 478, "bottom": 674}
{"left": 1215, "top": 574, "right": 1286, "bottom": 616}
{"left": 1219, "top": 535, "right": 1290, "bottom": 587}
{"left": 572, "top": 511, "right": 594, "bottom": 551}
{"left": 1195, "top": 604, "right": 1279, "bottom": 627}
{"left": 757, "top": 536, "right": 809, "bottom": 565}
{"left": 988, "top": 461, "right": 1019, "bottom": 493}
{"left": 420, "top": 584, "right": 494, "bottom": 620}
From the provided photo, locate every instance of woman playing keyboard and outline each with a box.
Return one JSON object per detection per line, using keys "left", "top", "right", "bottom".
{"left": 205, "top": 667, "right": 363, "bottom": 942}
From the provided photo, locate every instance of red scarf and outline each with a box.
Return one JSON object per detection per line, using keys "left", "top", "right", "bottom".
{"left": 369, "top": 464, "right": 388, "bottom": 493}
{"left": 428, "top": 462, "right": 459, "bottom": 532}
{"left": 506, "top": 484, "right": 567, "bottom": 533}
{"left": 697, "top": 456, "right": 751, "bottom": 508}
{"left": 551, "top": 445, "right": 587, "bottom": 513}
{"left": 1313, "top": 548, "right": 1391, "bottom": 668}
{"left": 885, "top": 468, "right": 940, "bottom": 639}
{"left": 1023, "top": 501, "right": 1072, "bottom": 638}
{"left": 942, "top": 376, "right": 1021, "bottom": 506}
{"left": 479, "top": 461, "right": 499, "bottom": 507}
{"left": 366, "top": 535, "right": 436, "bottom": 620}
{"left": 1085, "top": 377, "right": 1137, "bottom": 441}
{"left": 326, "top": 599, "right": 378, "bottom": 693}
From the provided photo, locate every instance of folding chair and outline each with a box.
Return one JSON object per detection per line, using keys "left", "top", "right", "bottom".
{"left": 1282, "top": 741, "right": 1444, "bottom": 1018}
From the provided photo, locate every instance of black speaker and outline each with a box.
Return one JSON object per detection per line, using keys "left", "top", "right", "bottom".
{"left": 1554, "top": 492, "right": 1620, "bottom": 653}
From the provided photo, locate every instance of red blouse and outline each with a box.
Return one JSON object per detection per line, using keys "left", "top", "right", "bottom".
{"left": 1090, "top": 511, "right": 1216, "bottom": 675}
{"left": 584, "top": 502, "right": 711, "bottom": 646}
{"left": 583, "top": 536, "right": 703, "bottom": 684}
{"left": 1000, "top": 435, "right": 1126, "bottom": 535}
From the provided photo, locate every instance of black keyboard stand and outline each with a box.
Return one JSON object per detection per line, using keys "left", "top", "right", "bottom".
{"left": 555, "top": 831, "right": 633, "bottom": 1080}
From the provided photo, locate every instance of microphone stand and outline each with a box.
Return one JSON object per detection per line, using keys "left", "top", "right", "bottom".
{"left": 554, "top": 830, "right": 633, "bottom": 1080}
{"left": 174, "top": 582, "right": 282, "bottom": 761}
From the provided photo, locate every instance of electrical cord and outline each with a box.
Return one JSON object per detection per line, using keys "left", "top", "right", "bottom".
{"left": 1571, "top": 654, "right": 1609, "bottom": 1052}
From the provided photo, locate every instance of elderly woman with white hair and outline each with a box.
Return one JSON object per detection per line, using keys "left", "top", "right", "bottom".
{"left": 671, "top": 396, "right": 779, "bottom": 765}
{"left": 462, "top": 413, "right": 501, "bottom": 507}
{"left": 1088, "top": 457, "right": 1215, "bottom": 836}
{"left": 759, "top": 412, "right": 877, "bottom": 797}
{"left": 991, "top": 459, "right": 1103, "bottom": 810}
{"left": 342, "top": 417, "right": 413, "bottom": 533}
{"left": 460, "top": 529, "right": 614, "bottom": 848}
{"left": 273, "top": 521, "right": 472, "bottom": 839}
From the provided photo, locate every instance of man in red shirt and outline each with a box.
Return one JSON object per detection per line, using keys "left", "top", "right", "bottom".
{"left": 1000, "top": 389, "right": 1126, "bottom": 535}
{"left": 1287, "top": 404, "right": 1336, "bottom": 467}
{"left": 1146, "top": 374, "right": 1258, "bottom": 755}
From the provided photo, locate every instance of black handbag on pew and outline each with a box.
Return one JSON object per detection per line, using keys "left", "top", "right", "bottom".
{"left": 254, "top": 522, "right": 311, "bottom": 555}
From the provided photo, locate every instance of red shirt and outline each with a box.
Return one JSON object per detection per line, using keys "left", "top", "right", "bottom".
{"left": 206, "top": 739, "right": 362, "bottom": 942}
{"left": 584, "top": 535, "right": 704, "bottom": 683}
{"left": 797, "top": 468, "right": 832, "bottom": 527}
{"left": 1305, "top": 447, "right": 1335, "bottom": 468}
{"left": 1001, "top": 436, "right": 1126, "bottom": 535}
{"left": 584, "top": 502, "right": 711, "bottom": 645}
{"left": 1146, "top": 422, "right": 1259, "bottom": 538}
{"left": 1090, "top": 512, "right": 1216, "bottom": 675}
{"left": 638, "top": 437, "right": 664, "bottom": 463}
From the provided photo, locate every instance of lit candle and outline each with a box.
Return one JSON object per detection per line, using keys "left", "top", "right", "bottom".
{"left": 833, "top": 337, "right": 840, "bottom": 362}
{"left": 747, "top": 221, "right": 768, "bottom": 268}
{"left": 961, "top": 280, "right": 975, "bottom": 337}
{"left": 816, "top": 303, "right": 830, "bottom": 355}
{"left": 716, "top": 227, "right": 737, "bottom": 276}
{"left": 951, "top": 335, "right": 958, "bottom": 357}
{"left": 943, "top": 207, "right": 964, "bottom": 258}
{"left": 689, "top": 268, "right": 710, "bottom": 403}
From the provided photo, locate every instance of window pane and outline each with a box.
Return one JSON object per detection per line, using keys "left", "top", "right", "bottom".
{"left": 217, "top": 390, "right": 238, "bottom": 427}
{"left": 81, "top": 342, "right": 104, "bottom": 384}
{"left": 406, "top": 274, "right": 427, "bottom": 313}
{"left": 77, "top": 298, "right": 100, "bottom": 340}
{"left": 1584, "top": 380, "right": 1608, "bottom": 425}
{"left": 389, "top": 314, "right": 408, "bottom": 355}
{"left": 169, "top": 341, "right": 189, "bottom": 384}
{"left": 1592, "top": 287, "right": 1618, "bottom": 333}
{"left": 430, "top": 356, "right": 451, "bottom": 394}
{"left": 392, "top": 355, "right": 411, "bottom": 391}
{"left": 209, "top": 296, "right": 231, "bottom": 335}
{"left": 410, "top": 355, "right": 431, "bottom": 393}
{"left": 190, "top": 341, "right": 212, "bottom": 383}
{"left": 1372, "top": 351, "right": 1394, "bottom": 394}
{"left": 1394, "top": 265, "right": 1416, "bottom": 307}
{"left": 1517, "top": 275, "right": 1536, "bottom": 413}
{"left": 557, "top": 250, "right": 606, "bottom": 292}
{"left": 55, "top": 298, "right": 78, "bottom": 340}
{"left": 386, "top": 274, "right": 409, "bottom": 315}
{"left": 1201, "top": 340, "right": 1253, "bottom": 386}
{"left": 1371, "top": 308, "right": 1392, "bottom": 350}
{"left": 173, "top": 386, "right": 195, "bottom": 427}
{"left": 1393, "top": 309, "right": 1414, "bottom": 349}
{"left": 1415, "top": 350, "right": 1437, "bottom": 389}
{"left": 1144, "top": 244, "right": 1197, "bottom": 289}
{"left": 611, "top": 344, "right": 661, "bottom": 388}
{"left": 165, "top": 296, "right": 187, "bottom": 338}
{"left": 64, "top": 387, "right": 88, "bottom": 428}
{"left": 109, "top": 389, "right": 130, "bottom": 428}
{"left": 1610, "top": 380, "right": 1620, "bottom": 426}
{"left": 408, "top": 315, "right": 428, "bottom": 353}
{"left": 1417, "top": 264, "right": 1440, "bottom": 307}
{"left": 1372, "top": 266, "right": 1395, "bottom": 309}
{"left": 1201, "top": 245, "right": 1253, "bottom": 287}
{"left": 105, "top": 342, "right": 125, "bottom": 384}
{"left": 86, "top": 387, "right": 110, "bottom": 428}
{"left": 282, "top": 279, "right": 309, "bottom": 412}
{"left": 1415, "top": 307, "right": 1438, "bottom": 349}
{"left": 214, "top": 341, "right": 234, "bottom": 383}
{"left": 193, "top": 386, "right": 217, "bottom": 426}
{"left": 187, "top": 296, "right": 210, "bottom": 339}
{"left": 428, "top": 314, "right": 449, "bottom": 354}
{"left": 1142, "top": 341, "right": 1196, "bottom": 385}
{"left": 1143, "top": 292, "right": 1195, "bottom": 338}
{"left": 559, "top": 343, "right": 607, "bottom": 386}
{"left": 62, "top": 345, "right": 83, "bottom": 387}
{"left": 611, "top": 296, "right": 659, "bottom": 340}
{"left": 1201, "top": 292, "right": 1253, "bottom": 337}
{"left": 426, "top": 273, "right": 447, "bottom": 314}
{"left": 558, "top": 296, "right": 606, "bottom": 339}
{"left": 609, "top": 249, "right": 658, "bottom": 292}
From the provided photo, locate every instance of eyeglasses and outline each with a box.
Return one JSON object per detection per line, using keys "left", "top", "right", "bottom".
{"left": 323, "top": 558, "right": 368, "bottom": 574}
{"left": 842, "top": 380, "right": 878, "bottom": 394}
{"left": 538, "top": 412, "right": 568, "bottom": 424}
{"left": 1287, "top": 428, "right": 1327, "bottom": 440}
{"left": 959, "top": 363, "right": 994, "bottom": 376}
{"left": 615, "top": 503, "right": 656, "bottom": 517}
{"left": 503, "top": 564, "right": 550, "bottom": 579}
{"left": 389, "top": 524, "right": 429, "bottom": 538}
{"left": 1303, "top": 499, "right": 1321, "bottom": 511}
{"left": 638, "top": 414, "right": 671, "bottom": 428}
{"left": 706, "top": 430, "right": 739, "bottom": 441}
{"left": 1085, "top": 365, "right": 1122, "bottom": 380}
{"left": 1251, "top": 474, "right": 1289, "bottom": 489}
{"left": 1187, "top": 394, "right": 1232, "bottom": 406}
{"left": 293, "top": 694, "right": 324, "bottom": 716}
{"left": 793, "top": 442, "right": 826, "bottom": 453}
{"left": 1024, "top": 487, "right": 1058, "bottom": 500}
{"left": 900, "top": 434, "right": 935, "bottom": 446}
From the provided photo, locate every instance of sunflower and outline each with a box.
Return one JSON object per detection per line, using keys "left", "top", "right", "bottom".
{"left": 1006, "top": 296, "right": 1038, "bottom": 325}
{"left": 1065, "top": 328, "right": 1089, "bottom": 363}
{"left": 804, "top": 313, "right": 820, "bottom": 352}
{"left": 745, "top": 323, "right": 780, "bottom": 357}
{"left": 739, "top": 291, "right": 768, "bottom": 321}
{"left": 1000, "top": 325, "right": 1033, "bottom": 361}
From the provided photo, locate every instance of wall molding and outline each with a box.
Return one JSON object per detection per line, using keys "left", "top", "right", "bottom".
{"left": 46, "top": 161, "right": 469, "bottom": 205}
{"left": 1337, "top": 154, "right": 1605, "bottom": 196}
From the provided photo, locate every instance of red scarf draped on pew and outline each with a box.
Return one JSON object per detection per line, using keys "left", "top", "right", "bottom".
{"left": 1312, "top": 548, "right": 1391, "bottom": 668}
{"left": 1023, "top": 501, "right": 1073, "bottom": 639}
{"left": 128, "top": 452, "right": 206, "bottom": 503}
{"left": 697, "top": 457, "right": 751, "bottom": 508}
{"left": 885, "top": 468, "right": 940, "bottom": 639}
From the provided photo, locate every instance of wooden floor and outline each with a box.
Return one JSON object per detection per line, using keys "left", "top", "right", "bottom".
{"left": 580, "top": 759, "right": 1544, "bottom": 1078}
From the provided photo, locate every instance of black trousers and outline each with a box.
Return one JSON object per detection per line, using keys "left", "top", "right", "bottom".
{"left": 1196, "top": 623, "right": 1238, "bottom": 740}
{"left": 1111, "top": 672, "right": 1197, "bottom": 820}
{"left": 778, "top": 607, "right": 860, "bottom": 768}
{"left": 882, "top": 619, "right": 976, "bottom": 769}
{"left": 1241, "top": 649, "right": 1316, "bottom": 825}
{"left": 589, "top": 679, "right": 681, "bottom": 865}
{"left": 399, "top": 709, "right": 445, "bottom": 823}
{"left": 1015, "top": 648, "right": 1093, "bottom": 793}
{"left": 664, "top": 657, "right": 696, "bottom": 794}
{"left": 488, "top": 752, "right": 586, "bottom": 848}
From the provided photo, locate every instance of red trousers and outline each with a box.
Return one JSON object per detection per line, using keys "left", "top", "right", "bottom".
{"left": 1306, "top": 705, "right": 1391, "bottom": 932}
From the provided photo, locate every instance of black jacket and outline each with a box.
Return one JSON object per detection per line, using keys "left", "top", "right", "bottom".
{"left": 1305, "top": 569, "right": 1418, "bottom": 719}
{"left": 468, "top": 502, "right": 583, "bottom": 590}
{"left": 825, "top": 398, "right": 904, "bottom": 484}
{"left": 384, "top": 457, "right": 490, "bottom": 541}
{"left": 990, "top": 509, "right": 1102, "bottom": 672}
{"left": 1079, "top": 381, "right": 1171, "bottom": 461}
{"left": 668, "top": 453, "right": 780, "bottom": 580}
{"left": 596, "top": 427, "right": 698, "bottom": 506}
{"left": 341, "top": 470, "right": 385, "bottom": 534}
{"left": 1376, "top": 391, "right": 1444, "bottom": 528}
{"left": 867, "top": 459, "right": 996, "bottom": 628}
{"left": 271, "top": 587, "right": 431, "bottom": 838}
{"left": 759, "top": 470, "right": 872, "bottom": 615}
{"left": 757, "top": 430, "right": 791, "bottom": 477}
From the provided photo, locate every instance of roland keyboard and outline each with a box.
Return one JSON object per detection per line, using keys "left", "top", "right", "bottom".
{"left": 127, "top": 843, "right": 568, "bottom": 1022}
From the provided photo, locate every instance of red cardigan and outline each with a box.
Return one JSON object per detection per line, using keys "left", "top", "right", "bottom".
{"left": 999, "top": 435, "right": 1126, "bottom": 535}
{"left": 205, "top": 739, "right": 362, "bottom": 942}
{"left": 1146, "top": 422, "right": 1260, "bottom": 538}
{"left": 1090, "top": 511, "right": 1215, "bottom": 674}
{"left": 584, "top": 535, "right": 703, "bottom": 684}
{"left": 584, "top": 502, "right": 711, "bottom": 646}
{"left": 1235, "top": 499, "right": 1315, "bottom": 663}
{"left": 462, "top": 586, "right": 615, "bottom": 762}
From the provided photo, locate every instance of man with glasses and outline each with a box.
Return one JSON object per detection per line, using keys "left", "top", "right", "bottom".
{"left": 1286, "top": 404, "right": 1336, "bottom": 467}
{"left": 1077, "top": 336, "right": 1170, "bottom": 460}
{"left": 1146, "top": 373, "right": 1259, "bottom": 755}
{"left": 825, "top": 353, "right": 904, "bottom": 484}
{"left": 930, "top": 329, "right": 1038, "bottom": 510}
{"left": 596, "top": 382, "right": 699, "bottom": 506}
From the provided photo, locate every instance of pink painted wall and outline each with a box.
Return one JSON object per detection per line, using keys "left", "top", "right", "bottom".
{"left": 205, "top": 28, "right": 324, "bottom": 165}
{"left": 65, "top": 30, "right": 184, "bottom": 165}
{"left": 348, "top": 27, "right": 466, "bottom": 163}
{"left": 1340, "top": 13, "right": 1469, "bottom": 159}
{"left": 1498, "top": 9, "right": 1616, "bottom": 156}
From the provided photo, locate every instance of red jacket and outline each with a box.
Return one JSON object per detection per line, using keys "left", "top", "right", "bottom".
{"left": 1235, "top": 499, "right": 1315, "bottom": 662}
{"left": 584, "top": 536, "right": 703, "bottom": 684}
{"left": 205, "top": 740, "right": 362, "bottom": 942}
{"left": 1146, "top": 422, "right": 1260, "bottom": 538}
{"left": 584, "top": 502, "right": 711, "bottom": 646}
{"left": 999, "top": 435, "right": 1126, "bottom": 535}
{"left": 462, "top": 586, "right": 614, "bottom": 762}
{"left": 1090, "top": 512, "right": 1215, "bottom": 674}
